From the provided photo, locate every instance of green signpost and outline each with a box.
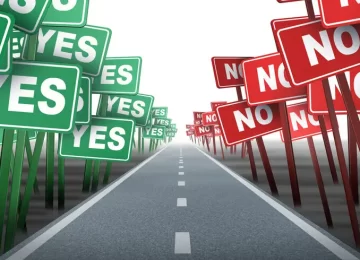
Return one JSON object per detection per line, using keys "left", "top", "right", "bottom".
{"left": 22, "top": 25, "right": 112, "bottom": 76}
{"left": 42, "top": 0, "right": 89, "bottom": 27}
{"left": 0, "top": 61, "right": 82, "bottom": 132}
{"left": 0, "top": 0, "right": 50, "bottom": 34}
{"left": 143, "top": 126, "right": 165, "bottom": 140}
{"left": 75, "top": 77, "right": 92, "bottom": 125}
{"left": 0, "top": 129, "right": 37, "bottom": 145}
{"left": 11, "top": 29, "right": 25, "bottom": 59}
{"left": 152, "top": 107, "right": 168, "bottom": 118}
{"left": 98, "top": 93, "right": 154, "bottom": 126}
{"left": 59, "top": 117, "right": 135, "bottom": 162}
{"left": 92, "top": 57, "right": 142, "bottom": 95}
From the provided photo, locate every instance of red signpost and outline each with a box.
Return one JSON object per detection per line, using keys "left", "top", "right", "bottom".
{"left": 216, "top": 101, "right": 281, "bottom": 194}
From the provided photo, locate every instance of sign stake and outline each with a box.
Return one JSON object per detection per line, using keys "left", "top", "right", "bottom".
{"left": 219, "top": 136, "right": 225, "bottom": 160}
{"left": 348, "top": 116, "right": 358, "bottom": 204}
{"left": 58, "top": 156, "right": 65, "bottom": 209}
{"left": 138, "top": 127, "right": 141, "bottom": 153}
{"left": 307, "top": 137, "right": 333, "bottom": 227}
{"left": 24, "top": 134, "right": 40, "bottom": 193}
{"left": 45, "top": 133, "right": 55, "bottom": 208}
{"left": 212, "top": 127, "right": 217, "bottom": 155}
{"left": 91, "top": 160, "right": 101, "bottom": 192}
{"left": 318, "top": 116, "right": 339, "bottom": 184}
{"left": 4, "top": 130, "right": 26, "bottom": 252}
{"left": 82, "top": 160, "right": 93, "bottom": 192}
{"left": 17, "top": 132, "right": 46, "bottom": 230}
{"left": 102, "top": 162, "right": 112, "bottom": 185}
{"left": 205, "top": 136, "right": 210, "bottom": 152}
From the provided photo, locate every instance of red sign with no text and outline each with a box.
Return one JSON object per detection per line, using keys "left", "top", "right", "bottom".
{"left": 318, "top": 0, "right": 360, "bottom": 28}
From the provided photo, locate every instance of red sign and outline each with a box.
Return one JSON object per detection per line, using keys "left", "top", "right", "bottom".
{"left": 216, "top": 101, "right": 282, "bottom": 145}
{"left": 214, "top": 126, "right": 222, "bottom": 136}
{"left": 186, "top": 130, "right": 194, "bottom": 136}
{"left": 194, "top": 120, "right": 202, "bottom": 126}
{"left": 277, "top": 0, "right": 302, "bottom": 2}
{"left": 281, "top": 102, "right": 332, "bottom": 141}
{"left": 211, "top": 57, "right": 250, "bottom": 88}
{"left": 202, "top": 111, "right": 218, "bottom": 126}
{"left": 186, "top": 124, "right": 194, "bottom": 130}
{"left": 277, "top": 19, "right": 360, "bottom": 86}
{"left": 318, "top": 0, "right": 360, "bottom": 28}
{"left": 242, "top": 53, "right": 307, "bottom": 106}
{"left": 194, "top": 125, "right": 212, "bottom": 137}
{"left": 308, "top": 68, "right": 360, "bottom": 114}
{"left": 211, "top": 101, "right": 227, "bottom": 111}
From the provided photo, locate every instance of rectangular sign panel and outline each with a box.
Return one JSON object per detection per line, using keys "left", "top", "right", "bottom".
{"left": 153, "top": 118, "right": 171, "bottom": 128}
{"left": 42, "top": 0, "right": 89, "bottom": 27}
{"left": 242, "top": 53, "right": 307, "bottom": 105}
{"left": 308, "top": 68, "right": 360, "bottom": 114}
{"left": 22, "top": 25, "right": 111, "bottom": 76}
{"left": 281, "top": 102, "right": 332, "bottom": 141}
{"left": 186, "top": 124, "right": 194, "bottom": 130}
{"left": 143, "top": 126, "right": 165, "bottom": 139}
{"left": 0, "top": 61, "right": 81, "bottom": 132}
{"left": 59, "top": 117, "right": 135, "bottom": 162}
{"left": 186, "top": 130, "right": 194, "bottom": 136}
{"left": 216, "top": 101, "right": 282, "bottom": 145}
{"left": 318, "top": 0, "right": 360, "bottom": 28}
{"left": 11, "top": 29, "right": 25, "bottom": 60}
{"left": 75, "top": 77, "right": 91, "bottom": 125}
{"left": 211, "top": 57, "right": 250, "bottom": 88}
{"left": 152, "top": 107, "right": 168, "bottom": 118}
{"left": 214, "top": 126, "right": 222, "bottom": 136}
{"left": 99, "top": 93, "right": 154, "bottom": 126}
{"left": 194, "top": 125, "right": 212, "bottom": 137}
{"left": 211, "top": 101, "right": 227, "bottom": 111}
{"left": 193, "top": 112, "right": 204, "bottom": 122}
{"left": 277, "top": 19, "right": 360, "bottom": 86}
{"left": 92, "top": 57, "right": 142, "bottom": 95}
{"left": 202, "top": 111, "right": 218, "bottom": 126}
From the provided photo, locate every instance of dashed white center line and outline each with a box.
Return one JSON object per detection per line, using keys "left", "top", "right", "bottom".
{"left": 177, "top": 198, "right": 187, "bottom": 207}
{"left": 174, "top": 232, "right": 191, "bottom": 254}
{"left": 179, "top": 166, "right": 184, "bottom": 169}
{"left": 179, "top": 172, "right": 184, "bottom": 175}
{"left": 178, "top": 181, "right": 185, "bottom": 186}
{"left": 179, "top": 161, "right": 183, "bottom": 164}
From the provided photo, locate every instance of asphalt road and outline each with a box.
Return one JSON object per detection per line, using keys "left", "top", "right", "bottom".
{"left": 1, "top": 144, "right": 360, "bottom": 260}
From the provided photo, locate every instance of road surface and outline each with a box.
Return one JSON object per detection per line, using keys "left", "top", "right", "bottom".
{"left": 1, "top": 144, "right": 360, "bottom": 260}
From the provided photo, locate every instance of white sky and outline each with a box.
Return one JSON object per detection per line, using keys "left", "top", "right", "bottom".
{"left": 88, "top": 0, "right": 349, "bottom": 142}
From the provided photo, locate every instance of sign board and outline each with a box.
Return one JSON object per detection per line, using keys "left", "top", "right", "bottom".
{"left": 211, "top": 57, "right": 249, "bottom": 88}
{"left": 202, "top": 111, "right": 218, "bottom": 126}
{"left": 0, "top": 61, "right": 81, "bottom": 132}
{"left": 186, "top": 124, "right": 194, "bottom": 130}
{"left": 281, "top": 102, "right": 332, "bottom": 141}
{"left": 99, "top": 93, "right": 154, "bottom": 126}
{"left": 318, "top": 0, "right": 360, "bottom": 28}
{"left": 194, "top": 125, "right": 212, "bottom": 137}
{"left": 186, "top": 130, "right": 193, "bottom": 136}
{"left": 92, "top": 57, "right": 142, "bottom": 95}
{"left": 0, "top": 12, "right": 13, "bottom": 57}
{"left": 214, "top": 126, "right": 222, "bottom": 136}
{"left": 12, "top": 29, "right": 25, "bottom": 59}
{"left": 242, "top": 52, "right": 307, "bottom": 105}
{"left": 152, "top": 107, "right": 168, "bottom": 118}
{"left": 211, "top": 101, "right": 227, "bottom": 111}
{"left": 166, "top": 132, "right": 175, "bottom": 137}
{"left": 75, "top": 77, "right": 91, "bottom": 125}
{"left": 216, "top": 101, "right": 282, "bottom": 145}
{"left": 22, "top": 25, "right": 112, "bottom": 76}
{"left": 0, "top": 38, "right": 11, "bottom": 74}
{"left": 153, "top": 118, "right": 171, "bottom": 128}
{"left": 170, "top": 123, "right": 176, "bottom": 129}
{"left": 143, "top": 126, "right": 165, "bottom": 139}
{"left": 277, "top": 0, "right": 302, "bottom": 2}
{"left": 193, "top": 112, "right": 204, "bottom": 122}
{"left": 0, "top": 129, "right": 37, "bottom": 145}
{"left": 194, "top": 120, "right": 202, "bottom": 126}
{"left": 277, "top": 19, "right": 360, "bottom": 86}
{"left": 42, "top": 0, "right": 89, "bottom": 27}
{"left": 308, "top": 68, "right": 360, "bottom": 114}
{"left": 0, "top": 0, "right": 50, "bottom": 34}
{"left": 59, "top": 117, "right": 135, "bottom": 162}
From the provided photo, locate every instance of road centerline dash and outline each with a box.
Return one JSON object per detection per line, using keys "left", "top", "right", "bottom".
{"left": 179, "top": 172, "right": 184, "bottom": 175}
{"left": 178, "top": 181, "right": 185, "bottom": 186}
{"left": 174, "top": 232, "right": 191, "bottom": 254}
{"left": 177, "top": 198, "right": 187, "bottom": 207}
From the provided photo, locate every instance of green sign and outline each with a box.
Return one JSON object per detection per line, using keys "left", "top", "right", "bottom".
{"left": 92, "top": 57, "right": 142, "bottom": 95}
{"left": 152, "top": 107, "right": 168, "bottom": 118}
{"left": 170, "top": 123, "right": 176, "bottom": 129}
{"left": 153, "top": 118, "right": 171, "bottom": 128}
{"left": 142, "top": 126, "right": 165, "bottom": 140}
{"left": 22, "top": 25, "right": 112, "bottom": 76}
{"left": 0, "top": 129, "right": 37, "bottom": 145}
{"left": 43, "top": 0, "right": 89, "bottom": 27}
{"left": 0, "top": 0, "right": 50, "bottom": 34}
{"left": 12, "top": 29, "right": 25, "bottom": 59}
{"left": 166, "top": 128, "right": 177, "bottom": 133}
{"left": 75, "top": 77, "right": 91, "bottom": 125}
{"left": 98, "top": 94, "right": 154, "bottom": 127}
{"left": 59, "top": 117, "right": 135, "bottom": 162}
{"left": 0, "top": 12, "right": 13, "bottom": 56}
{"left": 166, "top": 132, "right": 175, "bottom": 138}
{"left": 0, "top": 61, "right": 81, "bottom": 132}
{"left": 0, "top": 38, "right": 11, "bottom": 74}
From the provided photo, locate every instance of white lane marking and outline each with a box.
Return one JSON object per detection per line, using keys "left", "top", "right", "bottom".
{"left": 179, "top": 157, "right": 183, "bottom": 159}
{"left": 4, "top": 147, "right": 169, "bottom": 260}
{"left": 179, "top": 161, "right": 183, "bottom": 164}
{"left": 179, "top": 172, "right": 184, "bottom": 176}
{"left": 178, "top": 181, "right": 185, "bottom": 186}
{"left": 177, "top": 198, "right": 187, "bottom": 207}
{"left": 174, "top": 232, "right": 191, "bottom": 254}
{"left": 179, "top": 166, "right": 184, "bottom": 169}
{"left": 196, "top": 147, "right": 360, "bottom": 260}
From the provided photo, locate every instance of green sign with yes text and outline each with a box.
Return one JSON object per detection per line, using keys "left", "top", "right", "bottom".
{"left": 43, "top": 0, "right": 89, "bottom": 27}
{"left": 152, "top": 107, "right": 168, "bottom": 118}
{"left": 143, "top": 126, "right": 165, "bottom": 140}
{"left": 0, "top": 0, "right": 50, "bottom": 34}
{"left": 0, "top": 61, "right": 81, "bottom": 132}
{"left": 92, "top": 57, "right": 142, "bottom": 95}
{"left": 59, "top": 117, "right": 135, "bottom": 162}
{"left": 75, "top": 77, "right": 91, "bottom": 125}
{"left": 153, "top": 118, "right": 171, "bottom": 128}
{"left": 22, "top": 25, "right": 112, "bottom": 76}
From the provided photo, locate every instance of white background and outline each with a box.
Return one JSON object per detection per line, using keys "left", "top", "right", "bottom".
{"left": 88, "top": 0, "right": 348, "bottom": 142}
